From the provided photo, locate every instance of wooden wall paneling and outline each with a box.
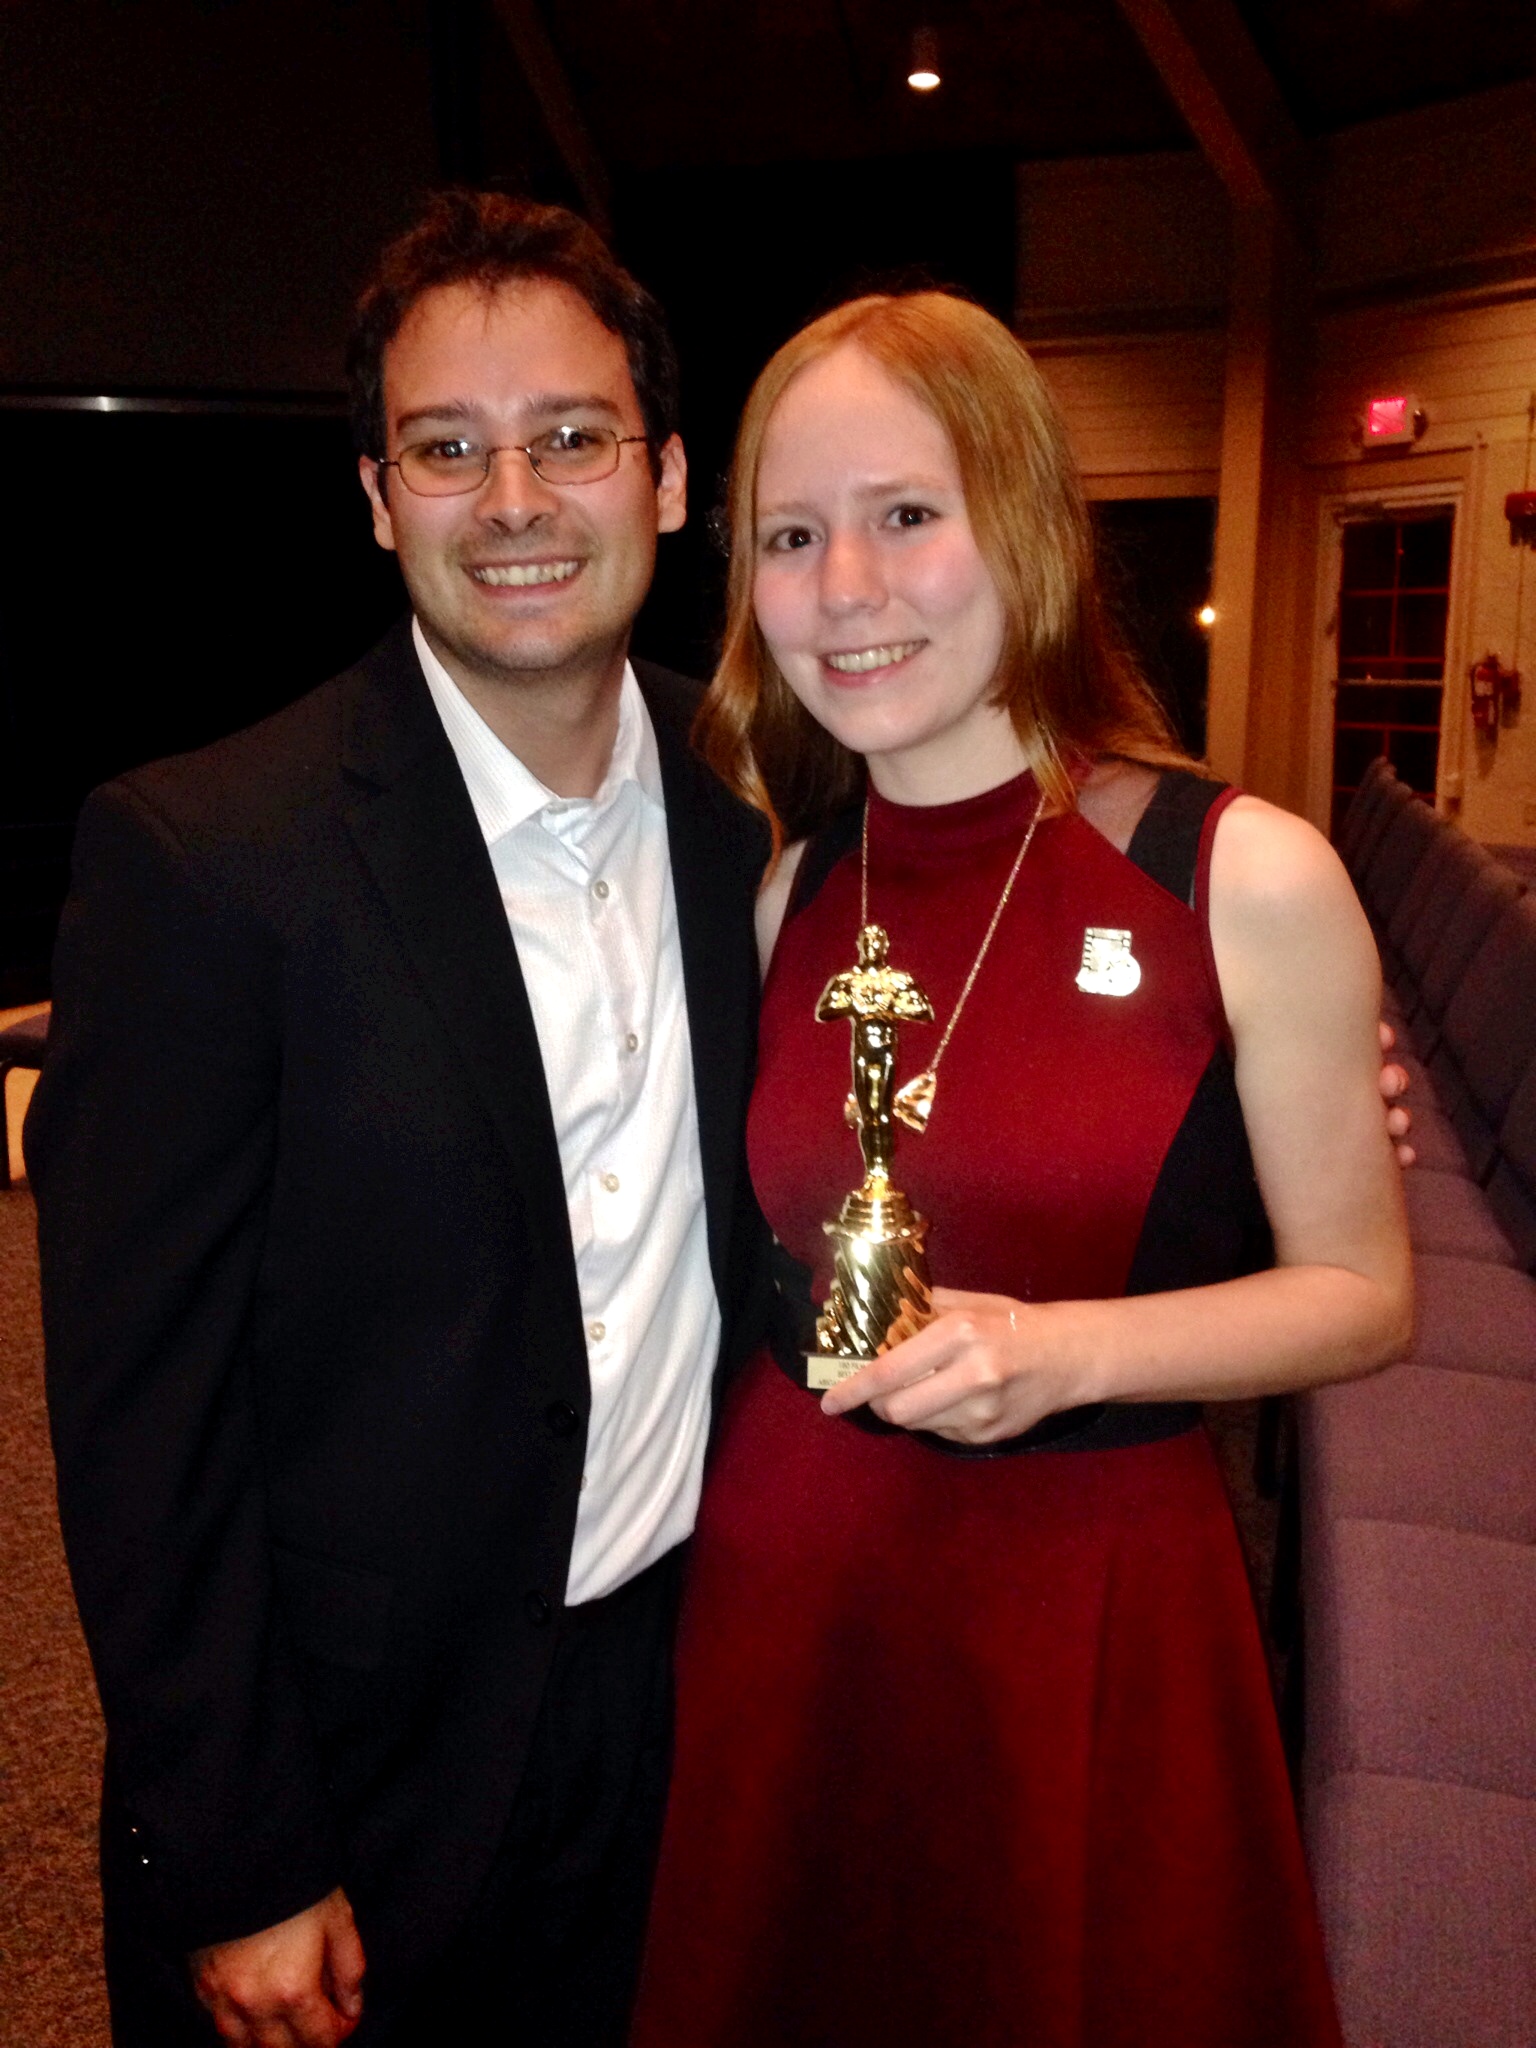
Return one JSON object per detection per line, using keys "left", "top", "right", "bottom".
{"left": 1317, "top": 80, "right": 1536, "bottom": 302}
{"left": 1029, "top": 333, "right": 1226, "bottom": 482}
{"left": 1308, "top": 295, "right": 1536, "bottom": 466}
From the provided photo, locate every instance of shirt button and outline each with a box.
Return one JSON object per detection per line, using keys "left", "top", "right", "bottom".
{"left": 525, "top": 1591, "right": 552, "bottom": 1626}
{"left": 592, "top": 878, "right": 610, "bottom": 899}
{"left": 601, "top": 1171, "right": 621, "bottom": 1193}
{"left": 588, "top": 1320, "right": 606, "bottom": 1342}
{"left": 545, "top": 1399, "right": 579, "bottom": 1438}
{"left": 625, "top": 1032, "right": 640, "bottom": 1052}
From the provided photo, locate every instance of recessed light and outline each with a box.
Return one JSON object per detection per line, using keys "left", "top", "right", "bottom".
{"left": 907, "top": 27, "right": 940, "bottom": 91}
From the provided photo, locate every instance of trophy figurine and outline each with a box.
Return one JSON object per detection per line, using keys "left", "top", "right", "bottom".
{"left": 807, "top": 924, "right": 937, "bottom": 1391}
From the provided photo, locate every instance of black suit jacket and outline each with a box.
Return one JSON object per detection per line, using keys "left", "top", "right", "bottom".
{"left": 27, "top": 621, "right": 770, "bottom": 1970}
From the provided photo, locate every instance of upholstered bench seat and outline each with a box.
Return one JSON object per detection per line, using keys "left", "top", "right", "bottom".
{"left": 1306, "top": 1771, "right": 1536, "bottom": 2048}
{"left": 1405, "top": 1100, "right": 1474, "bottom": 1176}
{"left": 1407, "top": 1255, "right": 1536, "bottom": 1379}
{"left": 1306, "top": 1518, "right": 1535, "bottom": 1798}
{"left": 1403, "top": 1169, "right": 1519, "bottom": 1265}
{"left": 1301, "top": 1365, "right": 1536, "bottom": 1542}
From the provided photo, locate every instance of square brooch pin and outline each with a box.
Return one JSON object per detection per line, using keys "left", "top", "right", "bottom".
{"left": 1076, "top": 927, "right": 1141, "bottom": 996}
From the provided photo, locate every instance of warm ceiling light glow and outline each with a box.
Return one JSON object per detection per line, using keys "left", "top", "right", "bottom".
{"left": 908, "top": 27, "right": 940, "bottom": 90}
{"left": 1198, "top": 604, "right": 1217, "bottom": 628}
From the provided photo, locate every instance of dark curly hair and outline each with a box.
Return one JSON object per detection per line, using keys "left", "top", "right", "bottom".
{"left": 348, "top": 189, "right": 679, "bottom": 479}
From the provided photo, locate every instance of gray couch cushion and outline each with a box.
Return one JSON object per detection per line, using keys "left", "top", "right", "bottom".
{"left": 1301, "top": 1364, "right": 1536, "bottom": 1541}
{"left": 1345, "top": 769, "right": 1409, "bottom": 879}
{"left": 1418, "top": 862, "right": 1524, "bottom": 1025}
{"left": 1408, "top": 1255, "right": 1536, "bottom": 1380}
{"left": 1385, "top": 825, "right": 1461, "bottom": 952}
{"left": 1448, "top": 1091, "right": 1499, "bottom": 1182}
{"left": 1306, "top": 1519, "right": 1535, "bottom": 1797}
{"left": 1305, "top": 1771, "right": 1536, "bottom": 2048}
{"left": 1406, "top": 1101, "right": 1473, "bottom": 1176}
{"left": 1337, "top": 758, "right": 1398, "bottom": 871}
{"left": 1403, "top": 1170, "right": 1518, "bottom": 1264}
{"left": 1398, "top": 834, "right": 1489, "bottom": 988}
{"left": 1440, "top": 899, "right": 1536, "bottom": 1123}
{"left": 1484, "top": 1160, "right": 1536, "bottom": 1272}
{"left": 1361, "top": 801, "right": 1437, "bottom": 925}
{"left": 1489, "top": 1057, "right": 1536, "bottom": 1269}
{"left": 1499, "top": 1053, "right": 1536, "bottom": 1186}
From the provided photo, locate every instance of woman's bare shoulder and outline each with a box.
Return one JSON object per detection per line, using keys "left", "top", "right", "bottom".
{"left": 1208, "top": 794, "right": 1378, "bottom": 1025}
{"left": 1211, "top": 793, "right": 1357, "bottom": 923}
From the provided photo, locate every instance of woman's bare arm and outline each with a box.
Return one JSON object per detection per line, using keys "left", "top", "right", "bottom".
{"left": 821, "top": 796, "right": 1413, "bottom": 1442}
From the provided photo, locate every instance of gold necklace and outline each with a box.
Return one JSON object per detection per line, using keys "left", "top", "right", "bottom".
{"left": 859, "top": 785, "right": 1047, "bottom": 1134}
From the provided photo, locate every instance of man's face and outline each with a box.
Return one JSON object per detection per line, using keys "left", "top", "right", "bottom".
{"left": 361, "top": 277, "right": 685, "bottom": 689}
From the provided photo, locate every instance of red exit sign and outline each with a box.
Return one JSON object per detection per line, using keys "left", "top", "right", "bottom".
{"left": 1363, "top": 395, "right": 1424, "bottom": 446}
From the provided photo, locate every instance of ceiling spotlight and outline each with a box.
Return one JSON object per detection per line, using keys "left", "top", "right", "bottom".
{"left": 1198, "top": 604, "right": 1217, "bottom": 628}
{"left": 907, "top": 27, "right": 940, "bottom": 91}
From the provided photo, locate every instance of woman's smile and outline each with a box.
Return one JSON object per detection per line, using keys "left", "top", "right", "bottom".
{"left": 820, "top": 639, "right": 927, "bottom": 678}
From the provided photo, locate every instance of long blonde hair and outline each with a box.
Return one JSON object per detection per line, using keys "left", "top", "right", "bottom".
{"left": 694, "top": 291, "right": 1193, "bottom": 855}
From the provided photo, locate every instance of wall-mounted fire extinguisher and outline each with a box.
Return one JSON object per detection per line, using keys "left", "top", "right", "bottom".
{"left": 1469, "top": 652, "right": 1521, "bottom": 736}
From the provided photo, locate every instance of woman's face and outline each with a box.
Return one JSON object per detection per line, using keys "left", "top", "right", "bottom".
{"left": 751, "top": 343, "right": 1016, "bottom": 801}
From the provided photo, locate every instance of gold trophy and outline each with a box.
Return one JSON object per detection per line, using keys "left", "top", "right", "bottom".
{"left": 807, "top": 924, "right": 937, "bottom": 1391}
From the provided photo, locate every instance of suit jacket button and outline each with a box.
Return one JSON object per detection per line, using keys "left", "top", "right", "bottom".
{"left": 545, "top": 1399, "right": 579, "bottom": 1439}
{"left": 525, "top": 1591, "right": 552, "bottom": 1626}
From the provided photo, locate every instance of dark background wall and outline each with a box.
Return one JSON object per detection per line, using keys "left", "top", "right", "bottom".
{"left": 0, "top": 0, "right": 1207, "bottom": 1002}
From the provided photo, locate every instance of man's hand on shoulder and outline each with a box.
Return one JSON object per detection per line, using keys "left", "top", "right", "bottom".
{"left": 191, "top": 1887, "right": 364, "bottom": 2047}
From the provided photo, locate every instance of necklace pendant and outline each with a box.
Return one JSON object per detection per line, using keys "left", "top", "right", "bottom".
{"left": 894, "top": 1068, "right": 937, "bottom": 1133}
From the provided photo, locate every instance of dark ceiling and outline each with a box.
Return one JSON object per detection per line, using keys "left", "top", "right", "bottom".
{"left": 533, "top": 0, "right": 1536, "bottom": 173}
{"left": 1238, "top": 0, "right": 1536, "bottom": 134}
{"left": 550, "top": 0, "right": 1186, "bottom": 170}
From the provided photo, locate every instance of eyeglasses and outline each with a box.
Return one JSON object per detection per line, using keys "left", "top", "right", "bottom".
{"left": 378, "top": 425, "right": 650, "bottom": 496}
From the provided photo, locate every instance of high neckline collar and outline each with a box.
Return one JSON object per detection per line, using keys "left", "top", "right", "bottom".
{"left": 866, "top": 767, "right": 1046, "bottom": 855}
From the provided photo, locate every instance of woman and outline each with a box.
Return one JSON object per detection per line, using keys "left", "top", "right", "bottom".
{"left": 631, "top": 293, "right": 1410, "bottom": 2048}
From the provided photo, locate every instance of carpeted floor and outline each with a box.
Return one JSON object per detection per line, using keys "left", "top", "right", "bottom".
{"left": 0, "top": 1182, "right": 109, "bottom": 2047}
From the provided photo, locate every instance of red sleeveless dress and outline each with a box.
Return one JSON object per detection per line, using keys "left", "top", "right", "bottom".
{"left": 631, "top": 770, "right": 1342, "bottom": 2048}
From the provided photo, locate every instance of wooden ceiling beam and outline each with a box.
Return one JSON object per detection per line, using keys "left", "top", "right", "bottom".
{"left": 1112, "top": 0, "right": 1305, "bottom": 229}
{"left": 488, "top": 0, "right": 612, "bottom": 234}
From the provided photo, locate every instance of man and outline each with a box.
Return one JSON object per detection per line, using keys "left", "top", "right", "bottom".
{"left": 28, "top": 191, "right": 769, "bottom": 2047}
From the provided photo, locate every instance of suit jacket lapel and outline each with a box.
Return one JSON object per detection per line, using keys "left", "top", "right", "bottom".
{"left": 645, "top": 677, "right": 762, "bottom": 1300}
{"left": 337, "top": 627, "right": 580, "bottom": 1291}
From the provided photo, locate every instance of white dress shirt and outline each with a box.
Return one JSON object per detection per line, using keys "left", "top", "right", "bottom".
{"left": 414, "top": 621, "right": 720, "bottom": 1605}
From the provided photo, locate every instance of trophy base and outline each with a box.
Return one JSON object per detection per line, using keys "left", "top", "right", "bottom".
{"left": 808, "top": 1176, "right": 933, "bottom": 1386}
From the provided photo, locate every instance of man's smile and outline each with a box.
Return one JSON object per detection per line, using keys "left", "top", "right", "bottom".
{"left": 470, "top": 559, "right": 583, "bottom": 588}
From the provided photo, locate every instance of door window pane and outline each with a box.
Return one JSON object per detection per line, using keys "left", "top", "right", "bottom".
{"left": 1330, "top": 511, "right": 1453, "bottom": 838}
{"left": 1399, "top": 518, "right": 1453, "bottom": 588}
